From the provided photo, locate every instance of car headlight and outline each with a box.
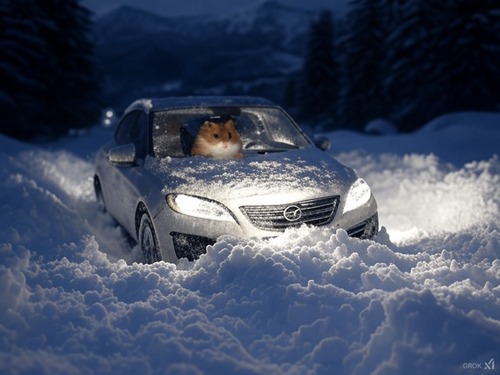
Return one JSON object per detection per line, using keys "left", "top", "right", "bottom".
{"left": 166, "top": 194, "right": 235, "bottom": 222}
{"left": 343, "top": 178, "right": 372, "bottom": 213}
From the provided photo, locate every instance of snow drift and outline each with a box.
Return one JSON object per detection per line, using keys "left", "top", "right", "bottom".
{"left": 1, "top": 113, "right": 499, "bottom": 374}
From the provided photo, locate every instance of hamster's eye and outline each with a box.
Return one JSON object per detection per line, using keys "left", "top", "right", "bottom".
{"left": 228, "top": 132, "right": 232, "bottom": 140}
{"left": 213, "top": 133, "right": 219, "bottom": 139}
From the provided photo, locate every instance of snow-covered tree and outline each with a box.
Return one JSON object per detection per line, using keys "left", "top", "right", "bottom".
{"left": 429, "top": 0, "right": 500, "bottom": 116}
{"left": 384, "top": 0, "right": 500, "bottom": 131}
{"left": 335, "top": 0, "right": 500, "bottom": 132}
{"left": 0, "top": 0, "right": 47, "bottom": 137}
{"left": 0, "top": 0, "right": 100, "bottom": 140}
{"left": 338, "top": 0, "right": 389, "bottom": 131}
{"left": 300, "top": 10, "right": 339, "bottom": 126}
{"left": 382, "top": 1, "right": 439, "bottom": 130}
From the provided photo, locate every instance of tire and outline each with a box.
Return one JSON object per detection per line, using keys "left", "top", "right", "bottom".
{"left": 137, "top": 212, "right": 162, "bottom": 263}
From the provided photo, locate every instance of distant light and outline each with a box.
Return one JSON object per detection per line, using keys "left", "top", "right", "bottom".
{"left": 102, "top": 109, "right": 115, "bottom": 127}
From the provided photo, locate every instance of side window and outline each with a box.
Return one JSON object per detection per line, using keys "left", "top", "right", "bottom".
{"left": 114, "top": 110, "right": 148, "bottom": 158}
{"left": 152, "top": 111, "right": 185, "bottom": 158}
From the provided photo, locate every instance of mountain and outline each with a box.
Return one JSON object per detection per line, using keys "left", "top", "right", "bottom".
{"left": 92, "top": 1, "right": 325, "bottom": 110}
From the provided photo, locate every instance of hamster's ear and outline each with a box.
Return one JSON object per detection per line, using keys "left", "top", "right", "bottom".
{"left": 203, "top": 120, "right": 212, "bottom": 127}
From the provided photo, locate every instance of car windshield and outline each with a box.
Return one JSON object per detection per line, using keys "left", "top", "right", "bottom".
{"left": 151, "top": 106, "right": 311, "bottom": 158}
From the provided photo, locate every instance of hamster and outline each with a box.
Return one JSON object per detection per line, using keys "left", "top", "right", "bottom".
{"left": 191, "top": 118, "right": 244, "bottom": 160}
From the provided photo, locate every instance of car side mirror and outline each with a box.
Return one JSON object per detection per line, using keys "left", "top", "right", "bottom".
{"left": 314, "top": 135, "right": 331, "bottom": 151}
{"left": 108, "top": 143, "right": 136, "bottom": 167}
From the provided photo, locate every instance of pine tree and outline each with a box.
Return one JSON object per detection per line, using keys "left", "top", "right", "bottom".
{"left": 0, "top": 0, "right": 100, "bottom": 140}
{"left": 383, "top": 0, "right": 443, "bottom": 131}
{"left": 429, "top": 0, "right": 500, "bottom": 115}
{"left": 338, "top": 0, "right": 388, "bottom": 131}
{"left": 300, "top": 10, "right": 339, "bottom": 127}
{"left": 0, "top": 0, "right": 47, "bottom": 137}
{"left": 384, "top": 0, "right": 500, "bottom": 131}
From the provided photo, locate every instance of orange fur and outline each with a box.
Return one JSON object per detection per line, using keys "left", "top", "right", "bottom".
{"left": 191, "top": 119, "right": 243, "bottom": 160}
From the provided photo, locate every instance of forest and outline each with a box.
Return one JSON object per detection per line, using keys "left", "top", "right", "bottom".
{"left": 1, "top": 0, "right": 100, "bottom": 139}
{"left": 299, "top": 0, "right": 500, "bottom": 131}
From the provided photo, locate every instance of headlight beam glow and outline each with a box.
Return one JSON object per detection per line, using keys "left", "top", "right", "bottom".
{"left": 343, "top": 178, "right": 372, "bottom": 213}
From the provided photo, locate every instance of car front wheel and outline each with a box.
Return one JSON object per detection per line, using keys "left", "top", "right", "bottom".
{"left": 137, "top": 212, "right": 162, "bottom": 263}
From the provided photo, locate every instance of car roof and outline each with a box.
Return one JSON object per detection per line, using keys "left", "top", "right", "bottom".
{"left": 124, "top": 96, "right": 276, "bottom": 115}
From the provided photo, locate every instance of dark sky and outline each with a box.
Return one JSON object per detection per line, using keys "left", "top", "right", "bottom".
{"left": 82, "top": 0, "right": 349, "bottom": 18}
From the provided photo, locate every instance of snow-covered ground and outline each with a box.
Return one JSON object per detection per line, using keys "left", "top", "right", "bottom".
{"left": 1, "top": 112, "right": 499, "bottom": 374}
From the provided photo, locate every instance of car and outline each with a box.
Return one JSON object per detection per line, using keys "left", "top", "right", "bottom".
{"left": 94, "top": 96, "right": 378, "bottom": 263}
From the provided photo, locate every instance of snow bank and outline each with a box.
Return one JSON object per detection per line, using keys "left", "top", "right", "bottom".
{"left": 336, "top": 153, "right": 499, "bottom": 244}
{"left": 1, "top": 113, "right": 499, "bottom": 374}
{"left": 331, "top": 111, "right": 500, "bottom": 167}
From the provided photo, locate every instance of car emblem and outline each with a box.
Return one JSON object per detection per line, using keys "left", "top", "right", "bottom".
{"left": 283, "top": 205, "right": 302, "bottom": 222}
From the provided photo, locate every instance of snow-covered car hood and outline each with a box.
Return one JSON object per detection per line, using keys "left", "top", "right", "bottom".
{"left": 146, "top": 148, "right": 357, "bottom": 203}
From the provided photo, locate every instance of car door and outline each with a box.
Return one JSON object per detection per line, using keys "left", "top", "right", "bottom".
{"left": 105, "top": 110, "right": 150, "bottom": 235}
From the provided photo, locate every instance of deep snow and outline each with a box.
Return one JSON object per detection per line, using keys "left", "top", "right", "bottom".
{"left": 1, "top": 112, "right": 499, "bottom": 374}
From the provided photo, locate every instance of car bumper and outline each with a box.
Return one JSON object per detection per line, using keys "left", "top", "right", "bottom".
{"left": 153, "top": 195, "right": 379, "bottom": 262}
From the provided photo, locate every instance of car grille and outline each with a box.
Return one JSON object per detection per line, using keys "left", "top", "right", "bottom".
{"left": 240, "top": 196, "right": 340, "bottom": 231}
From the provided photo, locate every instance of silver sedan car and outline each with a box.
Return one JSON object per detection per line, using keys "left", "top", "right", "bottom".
{"left": 94, "top": 97, "right": 378, "bottom": 263}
